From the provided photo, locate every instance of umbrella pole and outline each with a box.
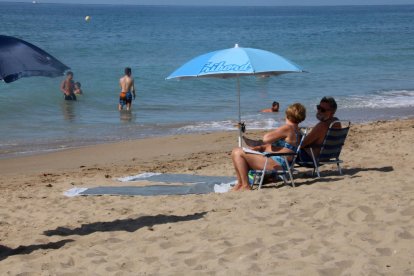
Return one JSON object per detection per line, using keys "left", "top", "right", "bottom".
{"left": 237, "top": 76, "right": 242, "bottom": 147}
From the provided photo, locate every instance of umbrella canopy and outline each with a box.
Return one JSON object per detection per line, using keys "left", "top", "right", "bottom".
{"left": 167, "top": 44, "right": 305, "bottom": 146}
{"left": 0, "top": 35, "right": 70, "bottom": 83}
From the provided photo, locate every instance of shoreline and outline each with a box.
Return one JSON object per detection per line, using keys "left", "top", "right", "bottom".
{"left": 1, "top": 106, "right": 413, "bottom": 161}
{"left": 0, "top": 117, "right": 411, "bottom": 176}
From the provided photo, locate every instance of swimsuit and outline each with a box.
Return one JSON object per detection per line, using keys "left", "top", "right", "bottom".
{"left": 63, "top": 80, "right": 76, "bottom": 101}
{"left": 64, "top": 93, "right": 77, "bottom": 101}
{"left": 271, "top": 139, "right": 298, "bottom": 152}
{"left": 267, "top": 154, "right": 289, "bottom": 171}
{"left": 119, "top": 91, "right": 132, "bottom": 106}
{"left": 268, "top": 126, "right": 301, "bottom": 170}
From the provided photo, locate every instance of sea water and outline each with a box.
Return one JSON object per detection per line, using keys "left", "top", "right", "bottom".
{"left": 0, "top": 3, "right": 413, "bottom": 158}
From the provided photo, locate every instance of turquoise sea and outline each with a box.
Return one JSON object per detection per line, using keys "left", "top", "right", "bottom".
{"left": 0, "top": 3, "right": 413, "bottom": 158}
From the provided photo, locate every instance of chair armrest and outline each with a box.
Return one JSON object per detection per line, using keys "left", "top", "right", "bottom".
{"left": 263, "top": 152, "right": 296, "bottom": 158}
{"left": 302, "top": 145, "right": 322, "bottom": 149}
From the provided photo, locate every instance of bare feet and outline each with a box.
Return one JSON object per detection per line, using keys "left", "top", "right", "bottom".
{"left": 232, "top": 183, "right": 242, "bottom": 191}
{"left": 238, "top": 185, "right": 252, "bottom": 191}
{"left": 232, "top": 183, "right": 251, "bottom": 191}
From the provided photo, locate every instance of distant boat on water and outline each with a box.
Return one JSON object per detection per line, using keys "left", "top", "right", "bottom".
{"left": 32, "top": 1, "right": 37, "bottom": 3}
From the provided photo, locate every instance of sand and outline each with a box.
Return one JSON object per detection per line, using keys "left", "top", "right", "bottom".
{"left": 0, "top": 119, "right": 413, "bottom": 275}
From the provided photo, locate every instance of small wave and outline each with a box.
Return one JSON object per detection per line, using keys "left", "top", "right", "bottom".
{"left": 342, "top": 89, "right": 414, "bottom": 109}
{"left": 176, "top": 117, "right": 280, "bottom": 134}
{"left": 177, "top": 120, "right": 238, "bottom": 133}
{"left": 0, "top": 142, "right": 18, "bottom": 147}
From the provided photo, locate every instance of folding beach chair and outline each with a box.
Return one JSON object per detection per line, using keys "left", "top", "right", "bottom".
{"left": 248, "top": 129, "right": 307, "bottom": 189}
{"left": 298, "top": 120, "right": 351, "bottom": 178}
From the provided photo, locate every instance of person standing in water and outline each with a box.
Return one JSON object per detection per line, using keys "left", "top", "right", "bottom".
{"left": 118, "top": 67, "right": 136, "bottom": 111}
{"left": 60, "top": 71, "right": 77, "bottom": 101}
{"left": 74, "top": 82, "right": 83, "bottom": 95}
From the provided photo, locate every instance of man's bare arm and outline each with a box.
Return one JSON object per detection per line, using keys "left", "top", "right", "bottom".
{"left": 131, "top": 79, "right": 136, "bottom": 99}
{"left": 60, "top": 80, "right": 66, "bottom": 94}
{"left": 302, "top": 123, "right": 324, "bottom": 147}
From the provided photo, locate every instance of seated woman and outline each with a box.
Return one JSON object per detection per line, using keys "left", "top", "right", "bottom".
{"left": 232, "top": 103, "right": 306, "bottom": 191}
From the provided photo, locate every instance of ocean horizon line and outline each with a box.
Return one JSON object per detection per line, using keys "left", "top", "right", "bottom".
{"left": 6, "top": 2, "right": 414, "bottom": 8}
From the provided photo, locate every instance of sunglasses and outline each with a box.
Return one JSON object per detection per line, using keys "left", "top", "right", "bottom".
{"left": 316, "top": 105, "right": 331, "bottom": 113}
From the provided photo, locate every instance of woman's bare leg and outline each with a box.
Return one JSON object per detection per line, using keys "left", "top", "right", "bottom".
{"left": 232, "top": 147, "right": 250, "bottom": 190}
{"left": 231, "top": 147, "right": 280, "bottom": 191}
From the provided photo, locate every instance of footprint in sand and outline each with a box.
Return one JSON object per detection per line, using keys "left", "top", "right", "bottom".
{"left": 398, "top": 230, "right": 414, "bottom": 240}
{"left": 312, "top": 207, "right": 331, "bottom": 220}
{"left": 159, "top": 241, "right": 173, "bottom": 249}
{"left": 144, "top": 257, "right": 159, "bottom": 264}
{"left": 105, "top": 237, "right": 123, "bottom": 243}
{"left": 184, "top": 257, "right": 198, "bottom": 267}
{"left": 401, "top": 205, "right": 414, "bottom": 217}
{"left": 60, "top": 256, "right": 75, "bottom": 268}
{"left": 318, "top": 260, "right": 354, "bottom": 276}
{"left": 347, "top": 206, "right": 375, "bottom": 222}
{"left": 184, "top": 251, "right": 216, "bottom": 267}
{"left": 376, "top": 247, "right": 392, "bottom": 256}
{"left": 86, "top": 250, "right": 107, "bottom": 257}
{"left": 91, "top": 257, "right": 107, "bottom": 264}
{"left": 300, "top": 243, "right": 322, "bottom": 257}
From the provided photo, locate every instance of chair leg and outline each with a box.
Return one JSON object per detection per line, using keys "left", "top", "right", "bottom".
{"left": 282, "top": 176, "right": 288, "bottom": 185}
{"left": 337, "top": 162, "right": 343, "bottom": 175}
{"left": 310, "top": 149, "right": 320, "bottom": 178}
{"left": 258, "top": 158, "right": 268, "bottom": 190}
{"left": 289, "top": 175, "right": 295, "bottom": 187}
{"left": 311, "top": 167, "right": 321, "bottom": 178}
{"left": 315, "top": 166, "right": 321, "bottom": 178}
{"left": 251, "top": 174, "right": 258, "bottom": 189}
{"left": 284, "top": 157, "right": 295, "bottom": 188}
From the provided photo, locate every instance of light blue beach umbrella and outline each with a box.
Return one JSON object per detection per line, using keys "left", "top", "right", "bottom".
{"left": 167, "top": 44, "right": 305, "bottom": 146}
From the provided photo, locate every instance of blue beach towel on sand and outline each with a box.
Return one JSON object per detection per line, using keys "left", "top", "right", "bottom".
{"left": 64, "top": 173, "right": 236, "bottom": 197}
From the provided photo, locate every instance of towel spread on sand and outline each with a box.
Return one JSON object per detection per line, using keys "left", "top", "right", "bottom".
{"left": 116, "top": 173, "right": 234, "bottom": 185}
{"left": 64, "top": 173, "right": 235, "bottom": 197}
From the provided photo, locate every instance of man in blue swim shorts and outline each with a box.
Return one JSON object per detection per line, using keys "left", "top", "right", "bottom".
{"left": 118, "top": 67, "right": 136, "bottom": 111}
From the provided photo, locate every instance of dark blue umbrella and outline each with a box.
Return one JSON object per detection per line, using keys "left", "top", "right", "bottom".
{"left": 0, "top": 35, "right": 70, "bottom": 83}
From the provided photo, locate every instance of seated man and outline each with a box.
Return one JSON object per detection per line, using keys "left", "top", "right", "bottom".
{"left": 299, "top": 96, "right": 340, "bottom": 162}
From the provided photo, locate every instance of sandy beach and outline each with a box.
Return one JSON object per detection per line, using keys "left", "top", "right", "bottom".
{"left": 0, "top": 118, "right": 413, "bottom": 275}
